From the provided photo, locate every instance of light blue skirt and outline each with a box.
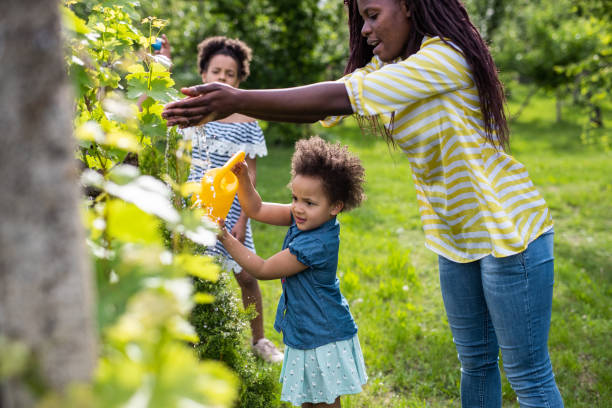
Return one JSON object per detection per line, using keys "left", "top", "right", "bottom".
{"left": 279, "top": 335, "right": 368, "bottom": 406}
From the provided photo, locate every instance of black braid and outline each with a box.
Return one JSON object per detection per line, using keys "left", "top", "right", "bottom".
{"left": 343, "top": 0, "right": 509, "bottom": 150}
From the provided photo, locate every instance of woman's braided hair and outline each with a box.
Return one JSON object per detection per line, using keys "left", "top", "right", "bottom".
{"left": 343, "top": 0, "right": 509, "bottom": 150}
{"left": 291, "top": 136, "right": 366, "bottom": 212}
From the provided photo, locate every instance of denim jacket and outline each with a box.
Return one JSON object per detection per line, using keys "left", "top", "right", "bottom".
{"left": 274, "top": 217, "right": 357, "bottom": 349}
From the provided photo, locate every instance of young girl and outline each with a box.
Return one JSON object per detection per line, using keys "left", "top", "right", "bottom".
{"left": 177, "top": 36, "right": 283, "bottom": 362}
{"left": 164, "top": 1, "right": 564, "bottom": 406}
{"left": 218, "top": 136, "right": 368, "bottom": 408}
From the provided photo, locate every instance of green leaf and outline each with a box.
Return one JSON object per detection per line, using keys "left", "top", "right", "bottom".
{"left": 105, "top": 131, "right": 142, "bottom": 153}
{"left": 108, "top": 165, "right": 140, "bottom": 185}
{"left": 174, "top": 253, "right": 219, "bottom": 282}
{"left": 62, "top": 6, "right": 89, "bottom": 34}
{"left": 126, "top": 75, "right": 150, "bottom": 100}
{"left": 75, "top": 121, "right": 104, "bottom": 143}
{"left": 126, "top": 64, "right": 146, "bottom": 74}
{"left": 147, "top": 77, "right": 179, "bottom": 103}
{"left": 193, "top": 293, "right": 215, "bottom": 304}
{"left": 106, "top": 200, "right": 163, "bottom": 245}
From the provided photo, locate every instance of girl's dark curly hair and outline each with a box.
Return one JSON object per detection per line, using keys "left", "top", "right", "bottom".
{"left": 343, "top": 0, "right": 509, "bottom": 151}
{"left": 291, "top": 136, "right": 366, "bottom": 212}
{"left": 197, "top": 36, "right": 252, "bottom": 81}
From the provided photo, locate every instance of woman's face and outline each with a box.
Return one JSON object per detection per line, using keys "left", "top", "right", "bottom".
{"left": 201, "top": 54, "right": 241, "bottom": 88}
{"left": 357, "top": 0, "right": 412, "bottom": 62}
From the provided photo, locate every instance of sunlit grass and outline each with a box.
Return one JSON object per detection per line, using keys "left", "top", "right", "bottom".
{"left": 238, "top": 86, "right": 611, "bottom": 407}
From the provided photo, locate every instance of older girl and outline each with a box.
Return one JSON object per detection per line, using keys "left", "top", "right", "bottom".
{"left": 178, "top": 36, "right": 283, "bottom": 363}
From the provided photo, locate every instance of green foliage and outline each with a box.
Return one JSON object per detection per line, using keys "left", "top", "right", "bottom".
{"left": 462, "top": 0, "right": 509, "bottom": 41}
{"left": 493, "top": 0, "right": 598, "bottom": 89}
{"left": 23, "top": 0, "right": 294, "bottom": 406}
{"left": 492, "top": 0, "right": 610, "bottom": 141}
{"left": 191, "top": 272, "right": 281, "bottom": 408}
{"left": 557, "top": 7, "right": 611, "bottom": 142}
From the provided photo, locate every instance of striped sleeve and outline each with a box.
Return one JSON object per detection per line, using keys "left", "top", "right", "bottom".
{"left": 346, "top": 38, "right": 473, "bottom": 117}
{"left": 241, "top": 121, "right": 268, "bottom": 158}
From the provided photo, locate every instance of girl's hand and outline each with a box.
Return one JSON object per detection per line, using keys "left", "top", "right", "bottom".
{"left": 162, "top": 82, "right": 239, "bottom": 128}
{"left": 217, "top": 219, "right": 230, "bottom": 242}
{"left": 154, "top": 34, "right": 172, "bottom": 60}
{"left": 231, "top": 161, "right": 249, "bottom": 178}
{"left": 231, "top": 219, "right": 247, "bottom": 243}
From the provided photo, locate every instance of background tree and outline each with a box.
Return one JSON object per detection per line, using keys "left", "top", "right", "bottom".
{"left": 462, "top": 0, "right": 509, "bottom": 41}
{"left": 491, "top": 0, "right": 610, "bottom": 130}
{"left": 561, "top": 0, "right": 611, "bottom": 141}
{"left": 0, "top": 0, "right": 96, "bottom": 406}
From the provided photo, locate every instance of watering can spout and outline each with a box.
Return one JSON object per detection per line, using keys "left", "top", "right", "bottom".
{"left": 197, "top": 150, "right": 246, "bottom": 222}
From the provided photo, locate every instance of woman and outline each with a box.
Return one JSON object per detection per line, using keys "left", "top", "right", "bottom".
{"left": 163, "top": 1, "right": 564, "bottom": 406}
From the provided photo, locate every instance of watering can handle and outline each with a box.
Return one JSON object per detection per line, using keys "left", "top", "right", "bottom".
{"left": 213, "top": 150, "right": 246, "bottom": 189}
{"left": 223, "top": 150, "right": 246, "bottom": 170}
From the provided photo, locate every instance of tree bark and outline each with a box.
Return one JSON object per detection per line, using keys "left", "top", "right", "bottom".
{"left": 0, "top": 1, "right": 96, "bottom": 406}
{"left": 556, "top": 88, "right": 563, "bottom": 123}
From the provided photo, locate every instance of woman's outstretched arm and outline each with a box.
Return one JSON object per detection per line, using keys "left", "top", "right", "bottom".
{"left": 162, "top": 81, "right": 352, "bottom": 128}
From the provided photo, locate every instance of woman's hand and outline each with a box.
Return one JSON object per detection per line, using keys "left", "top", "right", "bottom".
{"left": 162, "top": 82, "right": 240, "bottom": 127}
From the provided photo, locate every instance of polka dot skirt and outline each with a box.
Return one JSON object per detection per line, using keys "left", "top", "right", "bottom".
{"left": 279, "top": 335, "right": 368, "bottom": 406}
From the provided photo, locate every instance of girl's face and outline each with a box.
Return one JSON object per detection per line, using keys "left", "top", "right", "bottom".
{"left": 290, "top": 175, "right": 343, "bottom": 231}
{"left": 358, "top": 0, "right": 412, "bottom": 62}
{"left": 201, "top": 54, "right": 241, "bottom": 88}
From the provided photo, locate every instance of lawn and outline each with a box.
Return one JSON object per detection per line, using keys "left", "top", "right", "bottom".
{"left": 240, "top": 87, "right": 611, "bottom": 407}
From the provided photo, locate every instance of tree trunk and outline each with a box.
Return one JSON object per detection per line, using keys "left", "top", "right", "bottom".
{"left": 509, "top": 86, "right": 538, "bottom": 122}
{"left": 590, "top": 105, "right": 603, "bottom": 128}
{"left": 0, "top": 1, "right": 96, "bottom": 406}
{"left": 556, "top": 88, "right": 563, "bottom": 123}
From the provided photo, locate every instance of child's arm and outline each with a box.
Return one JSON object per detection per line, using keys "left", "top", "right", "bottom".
{"left": 232, "top": 161, "right": 292, "bottom": 226}
{"left": 219, "top": 224, "right": 306, "bottom": 280}
{"left": 230, "top": 156, "right": 257, "bottom": 243}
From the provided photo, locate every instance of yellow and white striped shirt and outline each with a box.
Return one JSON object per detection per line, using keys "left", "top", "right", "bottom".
{"left": 322, "top": 36, "right": 552, "bottom": 263}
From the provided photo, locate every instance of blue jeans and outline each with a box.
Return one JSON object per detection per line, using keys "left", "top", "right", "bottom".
{"left": 438, "top": 230, "right": 563, "bottom": 407}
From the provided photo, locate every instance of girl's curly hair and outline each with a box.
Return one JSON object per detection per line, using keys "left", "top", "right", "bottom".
{"left": 197, "top": 36, "right": 252, "bottom": 81}
{"left": 291, "top": 136, "right": 366, "bottom": 212}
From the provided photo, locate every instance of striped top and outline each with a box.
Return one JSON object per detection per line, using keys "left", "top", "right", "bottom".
{"left": 181, "top": 121, "right": 267, "bottom": 272}
{"left": 322, "top": 36, "right": 552, "bottom": 263}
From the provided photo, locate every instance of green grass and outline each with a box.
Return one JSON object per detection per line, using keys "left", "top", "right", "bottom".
{"left": 234, "top": 87, "right": 611, "bottom": 407}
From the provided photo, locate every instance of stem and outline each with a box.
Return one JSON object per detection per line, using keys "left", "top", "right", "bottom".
{"left": 94, "top": 145, "right": 108, "bottom": 173}
{"left": 147, "top": 24, "right": 153, "bottom": 90}
{"left": 101, "top": 188, "right": 112, "bottom": 279}
{"left": 510, "top": 86, "right": 539, "bottom": 122}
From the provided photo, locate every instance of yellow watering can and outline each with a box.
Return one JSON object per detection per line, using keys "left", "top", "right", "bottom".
{"left": 196, "top": 150, "right": 246, "bottom": 222}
